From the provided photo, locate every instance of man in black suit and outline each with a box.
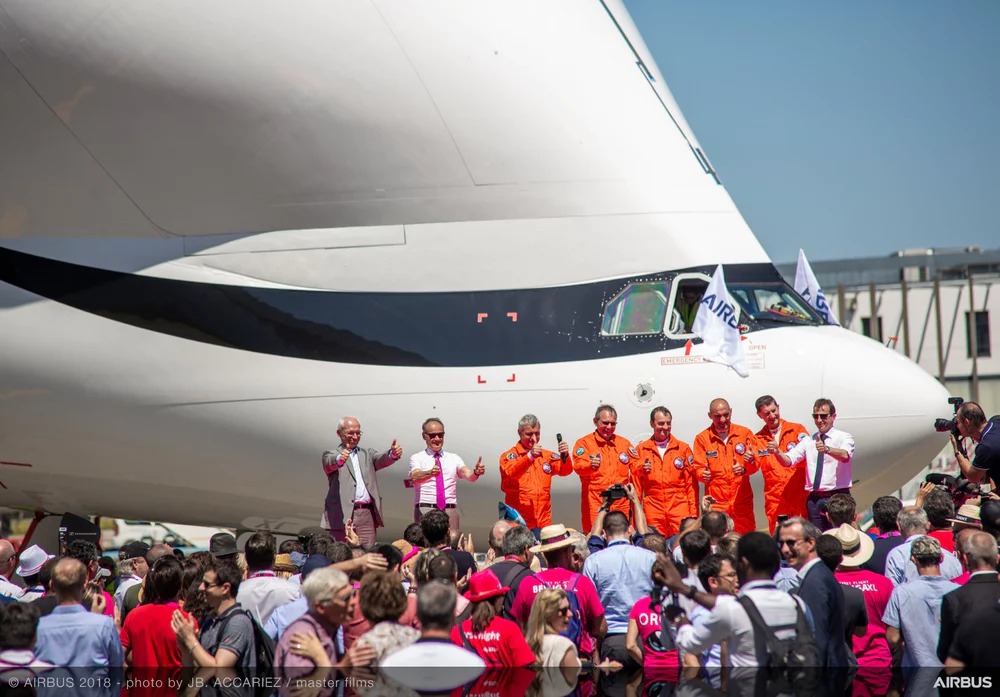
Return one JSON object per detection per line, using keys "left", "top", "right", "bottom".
{"left": 816, "top": 535, "right": 867, "bottom": 650}
{"left": 937, "top": 530, "right": 1000, "bottom": 662}
{"left": 321, "top": 415, "right": 403, "bottom": 546}
{"left": 778, "top": 516, "right": 849, "bottom": 669}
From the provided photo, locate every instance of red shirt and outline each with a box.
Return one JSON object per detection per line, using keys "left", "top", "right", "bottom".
{"left": 120, "top": 602, "right": 196, "bottom": 668}
{"left": 927, "top": 529, "right": 956, "bottom": 553}
{"left": 450, "top": 615, "right": 535, "bottom": 667}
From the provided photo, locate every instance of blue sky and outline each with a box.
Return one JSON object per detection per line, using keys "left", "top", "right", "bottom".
{"left": 625, "top": 1, "right": 1000, "bottom": 264}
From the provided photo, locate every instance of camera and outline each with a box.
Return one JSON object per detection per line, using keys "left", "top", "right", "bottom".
{"left": 935, "top": 397, "right": 966, "bottom": 455}
{"left": 601, "top": 483, "right": 628, "bottom": 502}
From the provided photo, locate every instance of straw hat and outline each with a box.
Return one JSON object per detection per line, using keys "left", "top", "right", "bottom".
{"left": 16, "top": 544, "right": 54, "bottom": 577}
{"left": 948, "top": 502, "right": 982, "bottom": 528}
{"left": 530, "top": 524, "right": 575, "bottom": 554}
{"left": 825, "top": 524, "right": 874, "bottom": 568}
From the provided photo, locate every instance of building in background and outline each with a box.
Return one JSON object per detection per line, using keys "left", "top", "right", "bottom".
{"left": 777, "top": 247, "right": 1000, "bottom": 500}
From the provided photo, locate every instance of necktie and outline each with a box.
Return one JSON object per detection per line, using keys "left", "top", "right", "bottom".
{"left": 813, "top": 435, "right": 827, "bottom": 491}
{"left": 434, "top": 452, "right": 446, "bottom": 510}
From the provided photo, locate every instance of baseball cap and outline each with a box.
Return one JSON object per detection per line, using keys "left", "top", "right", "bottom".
{"left": 301, "top": 553, "right": 332, "bottom": 580}
{"left": 910, "top": 535, "right": 942, "bottom": 560}
{"left": 209, "top": 533, "right": 238, "bottom": 557}
{"left": 118, "top": 540, "right": 150, "bottom": 562}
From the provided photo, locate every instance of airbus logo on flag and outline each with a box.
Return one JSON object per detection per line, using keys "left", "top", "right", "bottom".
{"left": 692, "top": 265, "right": 749, "bottom": 378}
{"left": 795, "top": 249, "right": 840, "bottom": 326}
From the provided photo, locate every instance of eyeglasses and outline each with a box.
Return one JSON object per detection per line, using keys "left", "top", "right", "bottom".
{"left": 778, "top": 539, "right": 802, "bottom": 548}
{"left": 341, "top": 431, "right": 362, "bottom": 437}
{"left": 424, "top": 432, "right": 445, "bottom": 439}
{"left": 200, "top": 578, "right": 223, "bottom": 588}
{"left": 598, "top": 420, "right": 617, "bottom": 426}
{"left": 558, "top": 606, "right": 572, "bottom": 616}
{"left": 812, "top": 413, "right": 832, "bottom": 420}
{"left": 333, "top": 588, "right": 357, "bottom": 604}
{"left": 715, "top": 572, "right": 739, "bottom": 581}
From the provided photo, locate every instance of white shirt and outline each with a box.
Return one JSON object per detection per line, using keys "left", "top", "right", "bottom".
{"left": 796, "top": 557, "right": 824, "bottom": 581}
{"left": 382, "top": 638, "right": 485, "bottom": 688}
{"left": 675, "top": 580, "right": 810, "bottom": 667}
{"left": 0, "top": 576, "right": 23, "bottom": 600}
{"left": 235, "top": 573, "right": 300, "bottom": 627}
{"left": 114, "top": 575, "right": 141, "bottom": 612}
{"left": 786, "top": 427, "right": 855, "bottom": 491}
{"left": 347, "top": 449, "right": 371, "bottom": 504}
{"left": 409, "top": 448, "right": 466, "bottom": 505}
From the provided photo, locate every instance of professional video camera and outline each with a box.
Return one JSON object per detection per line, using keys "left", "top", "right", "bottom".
{"left": 935, "top": 397, "right": 966, "bottom": 456}
{"left": 925, "top": 471, "right": 984, "bottom": 507}
{"left": 601, "top": 483, "right": 628, "bottom": 503}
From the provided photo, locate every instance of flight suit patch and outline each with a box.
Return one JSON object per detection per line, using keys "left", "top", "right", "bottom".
{"left": 506, "top": 453, "right": 516, "bottom": 461}
{"left": 619, "top": 452, "right": 629, "bottom": 464}
{"left": 735, "top": 443, "right": 746, "bottom": 455}
{"left": 576, "top": 447, "right": 585, "bottom": 456}
{"left": 628, "top": 447, "right": 638, "bottom": 458}
{"left": 706, "top": 451, "right": 718, "bottom": 458}
{"left": 673, "top": 457, "right": 685, "bottom": 469}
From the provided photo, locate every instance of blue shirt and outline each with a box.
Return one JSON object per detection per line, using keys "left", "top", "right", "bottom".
{"left": 583, "top": 540, "right": 655, "bottom": 633}
{"left": 265, "top": 596, "right": 308, "bottom": 641}
{"left": 882, "top": 575, "right": 958, "bottom": 669}
{"left": 35, "top": 605, "right": 124, "bottom": 668}
{"left": 884, "top": 535, "right": 963, "bottom": 586}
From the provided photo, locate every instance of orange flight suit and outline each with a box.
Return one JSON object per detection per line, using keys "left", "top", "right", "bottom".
{"left": 632, "top": 437, "right": 699, "bottom": 536}
{"left": 693, "top": 424, "right": 759, "bottom": 534}
{"left": 572, "top": 432, "right": 637, "bottom": 532}
{"left": 499, "top": 441, "right": 574, "bottom": 529}
{"left": 756, "top": 420, "right": 810, "bottom": 532}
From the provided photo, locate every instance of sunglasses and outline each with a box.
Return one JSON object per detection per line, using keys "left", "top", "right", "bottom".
{"left": 778, "top": 539, "right": 802, "bottom": 548}
{"left": 812, "top": 413, "right": 833, "bottom": 420}
{"left": 424, "top": 432, "right": 445, "bottom": 439}
{"left": 558, "top": 606, "right": 572, "bottom": 616}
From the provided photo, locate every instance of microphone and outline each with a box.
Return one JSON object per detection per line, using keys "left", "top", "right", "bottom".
{"left": 556, "top": 433, "right": 568, "bottom": 461}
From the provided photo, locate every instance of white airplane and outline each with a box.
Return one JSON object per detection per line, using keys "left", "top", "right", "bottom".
{"left": 0, "top": 0, "right": 949, "bottom": 539}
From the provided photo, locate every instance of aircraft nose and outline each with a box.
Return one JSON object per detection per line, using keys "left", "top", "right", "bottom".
{"left": 820, "top": 329, "right": 952, "bottom": 500}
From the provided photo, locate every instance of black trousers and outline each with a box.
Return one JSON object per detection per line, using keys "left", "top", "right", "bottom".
{"left": 807, "top": 488, "right": 851, "bottom": 531}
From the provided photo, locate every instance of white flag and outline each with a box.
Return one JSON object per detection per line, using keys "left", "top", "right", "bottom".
{"left": 692, "top": 265, "right": 749, "bottom": 378}
{"left": 794, "top": 249, "right": 840, "bottom": 326}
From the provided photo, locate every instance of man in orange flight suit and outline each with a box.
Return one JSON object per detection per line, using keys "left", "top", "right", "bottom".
{"left": 632, "top": 406, "right": 698, "bottom": 536}
{"left": 754, "top": 395, "right": 809, "bottom": 532}
{"left": 693, "top": 398, "right": 759, "bottom": 534}
{"left": 573, "top": 404, "right": 638, "bottom": 532}
{"left": 499, "top": 413, "right": 573, "bottom": 530}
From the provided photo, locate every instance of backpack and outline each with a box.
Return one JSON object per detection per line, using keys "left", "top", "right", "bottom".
{"left": 214, "top": 606, "right": 276, "bottom": 675}
{"left": 737, "top": 595, "right": 820, "bottom": 696}
{"left": 537, "top": 574, "right": 584, "bottom": 646}
{"left": 495, "top": 561, "right": 534, "bottom": 620}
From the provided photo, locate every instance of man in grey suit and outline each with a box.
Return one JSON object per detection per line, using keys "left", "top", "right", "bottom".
{"left": 322, "top": 415, "right": 403, "bottom": 547}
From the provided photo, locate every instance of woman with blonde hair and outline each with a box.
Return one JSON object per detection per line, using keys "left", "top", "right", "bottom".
{"left": 526, "top": 588, "right": 580, "bottom": 669}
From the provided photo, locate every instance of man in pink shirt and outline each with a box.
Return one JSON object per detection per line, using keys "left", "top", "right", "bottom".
{"left": 826, "top": 524, "right": 892, "bottom": 695}
{"left": 509, "top": 525, "right": 606, "bottom": 658}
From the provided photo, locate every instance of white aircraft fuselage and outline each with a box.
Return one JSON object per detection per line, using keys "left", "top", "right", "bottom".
{"left": 0, "top": 1, "right": 949, "bottom": 537}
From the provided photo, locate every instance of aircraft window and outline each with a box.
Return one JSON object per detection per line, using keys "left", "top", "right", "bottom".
{"left": 666, "top": 275, "right": 711, "bottom": 337}
{"left": 728, "top": 282, "right": 821, "bottom": 325}
{"left": 601, "top": 282, "right": 670, "bottom": 336}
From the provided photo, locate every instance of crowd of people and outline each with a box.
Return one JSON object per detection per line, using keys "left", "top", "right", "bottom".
{"left": 0, "top": 399, "right": 997, "bottom": 696}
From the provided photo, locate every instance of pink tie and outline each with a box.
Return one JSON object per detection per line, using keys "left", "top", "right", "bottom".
{"left": 434, "top": 452, "right": 446, "bottom": 510}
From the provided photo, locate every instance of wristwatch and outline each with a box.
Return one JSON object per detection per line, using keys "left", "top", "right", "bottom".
{"left": 685, "top": 585, "right": 697, "bottom": 599}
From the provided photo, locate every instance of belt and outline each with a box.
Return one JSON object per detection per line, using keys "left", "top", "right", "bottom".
{"left": 418, "top": 503, "right": 457, "bottom": 509}
{"left": 353, "top": 501, "right": 375, "bottom": 510}
{"left": 808, "top": 488, "right": 850, "bottom": 499}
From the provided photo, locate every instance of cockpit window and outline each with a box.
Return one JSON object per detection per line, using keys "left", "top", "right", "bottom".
{"left": 729, "top": 283, "right": 822, "bottom": 325}
{"left": 601, "top": 282, "right": 670, "bottom": 336}
{"left": 666, "top": 274, "right": 713, "bottom": 338}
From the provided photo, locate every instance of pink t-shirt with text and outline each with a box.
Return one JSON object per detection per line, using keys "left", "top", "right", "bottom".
{"left": 510, "top": 567, "right": 604, "bottom": 656}
{"left": 628, "top": 596, "right": 679, "bottom": 672}
{"left": 835, "top": 569, "right": 893, "bottom": 669}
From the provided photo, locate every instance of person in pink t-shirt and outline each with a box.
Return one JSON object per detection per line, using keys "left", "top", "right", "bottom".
{"left": 826, "top": 524, "right": 892, "bottom": 694}
{"left": 509, "top": 525, "right": 607, "bottom": 659}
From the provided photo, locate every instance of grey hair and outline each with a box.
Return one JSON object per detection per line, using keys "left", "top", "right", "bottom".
{"left": 502, "top": 526, "right": 537, "bottom": 557}
{"left": 517, "top": 414, "right": 540, "bottom": 431}
{"left": 962, "top": 531, "right": 999, "bottom": 570}
{"left": 897, "top": 506, "right": 929, "bottom": 536}
{"left": 337, "top": 416, "right": 359, "bottom": 431}
{"left": 569, "top": 532, "right": 589, "bottom": 560}
{"left": 417, "top": 580, "right": 457, "bottom": 631}
{"left": 302, "top": 566, "right": 349, "bottom": 612}
{"left": 779, "top": 517, "right": 820, "bottom": 542}
{"left": 594, "top": 404, "right": 617, "bottom": 420}
{"left": 489, "top": 520, "right": 512, "bottom": 554}
{"left": 421, "top": 417, "right": 444, "bottom": 432}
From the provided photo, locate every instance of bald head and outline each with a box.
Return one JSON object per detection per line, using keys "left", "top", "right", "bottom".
{"left": 51, "top": 557, "right": 88, "bottom": 602}
{"left": 489, "top": 521, "right": 512, "bottom": 554}
{"left": 0, "top": 540, "right": 15, "bottom": 579}
{"left": 709, "top": 398, "right": 732, "bottom": 435}
{"left": 148, "top": 544, "right": 174, "bottom": 564}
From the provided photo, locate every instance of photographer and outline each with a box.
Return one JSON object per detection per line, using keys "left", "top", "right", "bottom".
{"left": 582, "top": 490, "right": 656, "bottom": 669}
{"left": 952, "top": 402, "right": 1000, "bottom": 488}
{"left": 586, "top": 482, "right": 649, "bottom": 556}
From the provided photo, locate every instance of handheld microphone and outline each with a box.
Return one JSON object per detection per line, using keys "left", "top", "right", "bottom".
{"left": 556, "top": 433, "right": 568, "bottom": 461}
